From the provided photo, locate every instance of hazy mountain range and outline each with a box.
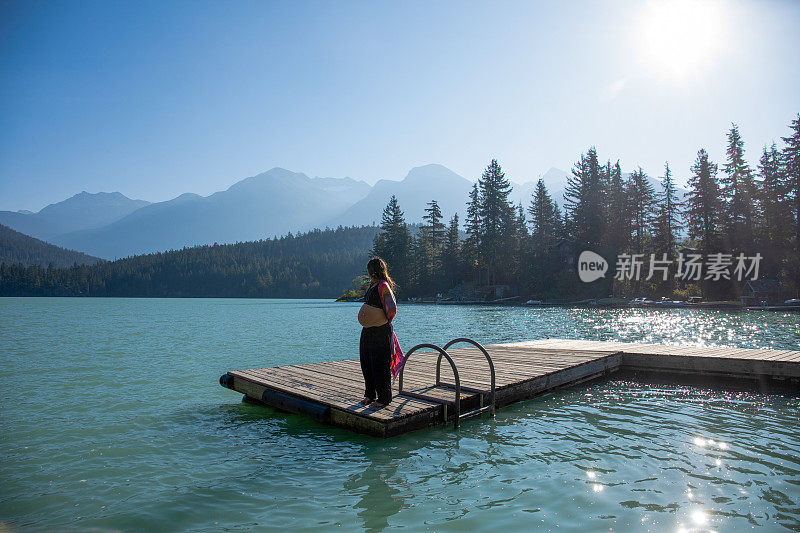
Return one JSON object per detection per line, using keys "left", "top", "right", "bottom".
{"left": 0, "top": 192, "right": 150, "bottom": 242}
{"left": 1, "top": 164, "right": 687, "bottom": 260}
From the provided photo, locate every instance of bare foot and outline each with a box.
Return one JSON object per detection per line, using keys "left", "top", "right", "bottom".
{"left": 369, "top": 401, "right": 388, "bottom": 409}
{"left": 360, "top": 397, "right": 373, "bottom": 406}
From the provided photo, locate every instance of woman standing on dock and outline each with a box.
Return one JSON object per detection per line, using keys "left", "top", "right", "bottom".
{"left": 358, "top": 257, "right": 403, "bottom": 408}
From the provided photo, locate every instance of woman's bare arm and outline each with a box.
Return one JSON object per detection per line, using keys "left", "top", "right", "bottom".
{"left": 378, "top": 283, "right": 397, "bottom": 321}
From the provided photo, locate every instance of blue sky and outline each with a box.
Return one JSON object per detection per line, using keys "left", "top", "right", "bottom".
{"left": 1, "top": 0, "right": 799, "bottom": 211}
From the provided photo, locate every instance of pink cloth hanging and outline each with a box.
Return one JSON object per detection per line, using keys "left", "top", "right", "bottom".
{"left": 378, "top": 280, "right": 405, "bottom": 381}
{"left": 389, "top": 329, "right": 405, "bottom": 382}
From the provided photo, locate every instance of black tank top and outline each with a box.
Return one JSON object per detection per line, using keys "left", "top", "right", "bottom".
{"left": 364, "top": 283, "right": 383, "bottom": 309}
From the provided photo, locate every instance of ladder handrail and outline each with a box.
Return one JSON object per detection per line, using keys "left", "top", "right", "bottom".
{"left": 398, "top": 343, "right": 462, "bottom": 428}
{"left": 438, "top": 337, "right": 496, "bottom": 417}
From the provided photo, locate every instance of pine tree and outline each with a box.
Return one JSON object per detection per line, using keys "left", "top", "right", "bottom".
{"left": 721, "top": 123, "right": 756, "bottom": 254}
{"left": 756, "top": 143, "right": 791, "bottom": 276}
{"left": 528, "top": 179, "right": 559, "bottom": 254}
{"left": 685, "top": 149, "right": 722, "bottom": 297}
{"left": 627, "top": 167, "right": 657, "bottom": 255}
{"left": 686, "top": 150, "right": 722, "bottom": 254}
{"left": 651, "top": 162, "right": 683, "bottom": 293}
{"left": 602, "top": 160, "right": 630, "bottom": 253}
{"left": 422, "top": 200, "right": 446, "bottom": 246}
{"left": 417, "top": 199, "right": 447, "bottom": 293}
{"left": 652, "top": 162, "right": 682, "bottom": 259}
{"left": 442, "top": 213, "right": 461, "bottom": 288}
{"left": 564, "top": 147, "right": 605, "bottom": 246}
{"left": 372, "top": 195, "right": 413, "bottom": 292}
{"left": 781, "top": 113, "right": 800, "bottom": 255}
{"left": 477, "top": 159, "right": 515, "bottom": 285}
{"left": 463, "top": 182, "right": 482, "bottom": 283}
{"left": 509, "top": 202, "right": 529, "bottom": 287}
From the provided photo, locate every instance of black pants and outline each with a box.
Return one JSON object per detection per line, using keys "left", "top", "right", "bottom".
{"left": 359, "top": 323, "right": 393, "bottom": 404}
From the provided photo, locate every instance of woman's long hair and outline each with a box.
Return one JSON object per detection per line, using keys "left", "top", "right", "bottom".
{"left": 367, "top": 256, "right": 396, "bottom": 291}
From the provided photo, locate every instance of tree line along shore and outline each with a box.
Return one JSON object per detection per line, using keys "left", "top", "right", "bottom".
{"left": 2, "top": 114, "right": 799, "bottom": 303}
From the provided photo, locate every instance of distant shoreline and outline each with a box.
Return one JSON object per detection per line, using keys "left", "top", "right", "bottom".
{"left": 338, "top": 296, "right": 800, "bottom": 312}
{"left": 3, "top": 294, "right": 798, "bottom": 312}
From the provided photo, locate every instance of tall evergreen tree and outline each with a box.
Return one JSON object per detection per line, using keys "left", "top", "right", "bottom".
{"left": 781, "top": 113, "right": 800, "bottom": 255}
{"left": 564, "top": 147, "right": 605, "bottom": 246}
{"left": 627, "top": 167, "right": 657, "bottom": 255}
{"left": 721, "top": 123, "right": 756, "bottom": 254}
{"left": 528, "top": 179, "right": 560, "bottom": 254}
{"left": 477, "top": 159, "right": 515, "bottom": 285}
{"left": 756, "top": 143, "right": 792, "bottom": 276}
{"left": 442, "top": 213, "right": 461, "bottom": 288}
{"left": 509, "top": 202, "right": 529, "bottom": 286}
{"left": 685, "top": 149, "right": 722, "bottom": 296}
{"left": 371, "top": 195, "right": 413, "bottom": 292}
{"left": 652, "top": 162, "right": 682, "bottom": 259}
{"left": 421, "top": 200, "right": 446, "bottom": 245}
{"left": 416, "top": 199, "right": 447, "bottom": 293}
{"left": 650, "top": 162, "right": 683, "bottom": 293}
{"left": 463, "top": 182, "right": 482, "bottom": 283}
{"left": 602, "top": 160, "right": 630, "bottom": 253}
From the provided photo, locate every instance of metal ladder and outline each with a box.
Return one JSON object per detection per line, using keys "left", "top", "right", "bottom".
{"left": 397, "top": 338, "right": 496, "bottom": 429}
{"left": 439, "top": 338, "right": 496, "bottom": 420}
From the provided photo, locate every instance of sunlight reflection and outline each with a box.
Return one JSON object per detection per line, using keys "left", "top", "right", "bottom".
{"left": 692, "top": 509, "right": 708, "bottom": 525}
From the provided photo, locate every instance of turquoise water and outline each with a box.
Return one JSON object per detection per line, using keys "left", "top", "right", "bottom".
{"left": 1, "top": 298, "right": 798, "bottom": 531}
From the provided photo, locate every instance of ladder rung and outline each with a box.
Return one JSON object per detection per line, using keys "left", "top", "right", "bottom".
{"left": 399, "top": 391, "right": 454, "bottom": 405}
{"left": 436, "top": 381, "right": 486, "bottom": 394}
{"left": 459, "top": 405, "right": 492, "bottom": 419}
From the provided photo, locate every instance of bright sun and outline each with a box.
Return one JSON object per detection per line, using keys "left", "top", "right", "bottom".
{"left": 635, "top": 0, "right": 726, "bottom": 82}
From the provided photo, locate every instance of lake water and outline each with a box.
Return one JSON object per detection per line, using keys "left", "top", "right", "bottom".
{"left": 1, "top": 298, "right": 798, "bottom": 531}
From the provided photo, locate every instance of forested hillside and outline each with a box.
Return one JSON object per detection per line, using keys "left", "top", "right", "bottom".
{"left": 0, "top": 224, "right": 102, "bottom": 268}
{"left": 0, "top": 226, "right": 378, "bottom": 297}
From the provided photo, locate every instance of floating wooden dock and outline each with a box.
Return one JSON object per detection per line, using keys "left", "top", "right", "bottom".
{"left": 219, "top": 339, "right": 800, "bottom": 438}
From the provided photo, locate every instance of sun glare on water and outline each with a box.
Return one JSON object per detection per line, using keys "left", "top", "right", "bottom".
{"left": 635, "top": 0, "right": 727, "bottom": 82}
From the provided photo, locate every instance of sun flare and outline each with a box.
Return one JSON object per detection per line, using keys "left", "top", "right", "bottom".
{"left": 635, "top": 0, "right": 726, "bottom": 82}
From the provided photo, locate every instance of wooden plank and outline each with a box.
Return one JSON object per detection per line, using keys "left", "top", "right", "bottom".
{"left": 232, "top": 369, "right": 417, "bottom": 421}
{"left": 243, "top": 367, "right": 444, "bottom": 419}
{"left": 406, "top": 357, "right": 602, "bottom": 387}
{"left": 412, "top": 351, "right": 594, "bottom": 373}
{"left": 756, "top": 350, "right": 799, "bottom": 361}
{"left": 317, "top": 358, "right": 500, "bottom": 391}
{"left": 248, "top": 362, "right": 484, "bottom": 417}
{"left": 425, "top": 347, "right": 610, "bottom": 366}
{"left": 432, "top": 361, "right": 596, "bottom": 385}
{"left": 621, "top": 353, "right": 800, "bottom": 379}
{"left": 227, "top": 372, "right": 386, "bottom": 437}
{"left": 233, "top": 369, "right": 363, "bottom": 406}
